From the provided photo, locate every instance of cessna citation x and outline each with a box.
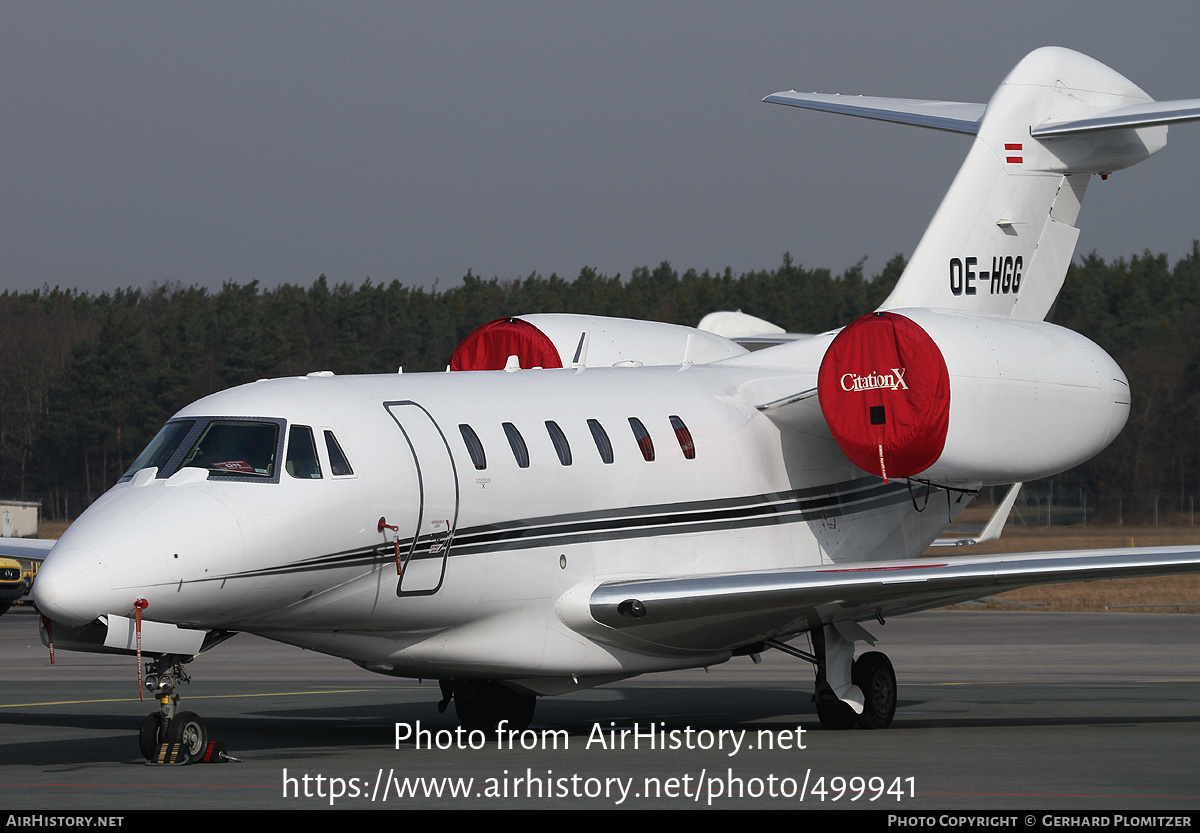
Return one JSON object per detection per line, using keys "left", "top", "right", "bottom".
{"left": 25, "top": 47, "right": 1200, "bottom": 760}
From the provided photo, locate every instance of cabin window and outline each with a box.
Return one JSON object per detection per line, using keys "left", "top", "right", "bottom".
{"left": 459, "top": 424, "right": 487, "bottom": 470}
{"left": 587, "top": 419, "right": 614, "bottom": 464}
{"left": 123, "top": 419, "right": 196, "bottom": 480}
{"left": 285, "top": 425, "right": 322, "bottom": 479}
{"left": 324, "top": 430, "right": 354, "bottom": 476}
{"left": 181, "top": 420, "right": 280, "bottom": 478}
{"left": 545, "top": 420, "right": 572, "bottom": 466}
{"left": 628, "top": 417, "right": 654, "bottom": 462}
{"left": 670, "top": 415, "right": 696, "bottom": 460}
{"left": 503, "top": 422, "right": 530, "bottom": 468}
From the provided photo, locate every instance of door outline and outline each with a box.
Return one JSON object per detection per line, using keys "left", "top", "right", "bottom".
{"left": 384, "top": 401, "right": 460, "bottom": 596}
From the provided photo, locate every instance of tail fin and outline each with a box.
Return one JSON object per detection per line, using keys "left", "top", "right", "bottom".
{"left": 766, "top": 47, "right": 1200, "bottom": 320}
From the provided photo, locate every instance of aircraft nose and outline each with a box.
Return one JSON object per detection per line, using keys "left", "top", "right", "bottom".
{"left": 32, "top": 546, "right": 114, "bottom": 627}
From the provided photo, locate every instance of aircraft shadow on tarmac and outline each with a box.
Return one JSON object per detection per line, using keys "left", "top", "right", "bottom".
{"left": 4, "top": 679, "right": 1198, "bottom": 767}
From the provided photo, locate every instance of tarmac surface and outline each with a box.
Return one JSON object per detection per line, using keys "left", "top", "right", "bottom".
{"left": 2, "top": 606, "right": 1199, "bottom": 811}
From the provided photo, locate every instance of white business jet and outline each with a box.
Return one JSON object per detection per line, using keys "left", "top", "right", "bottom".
{"left": 28, "top": 47, "right": 1200, "bottom": 761}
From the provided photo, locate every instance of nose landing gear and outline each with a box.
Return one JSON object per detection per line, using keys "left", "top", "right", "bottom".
{"left": 138, "top": 654, "right": 210, "bottom": 762}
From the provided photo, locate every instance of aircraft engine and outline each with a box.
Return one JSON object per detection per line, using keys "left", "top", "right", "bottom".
{"left": 817, "top": 309, "right": 1129, "bottom": 486}
{"left": 450, "top": 314, "right": 747, "bottom": 370}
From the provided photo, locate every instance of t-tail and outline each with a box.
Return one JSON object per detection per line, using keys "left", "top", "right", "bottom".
{"left": 766, "top": 47, "right": 1200, "bottom": 320}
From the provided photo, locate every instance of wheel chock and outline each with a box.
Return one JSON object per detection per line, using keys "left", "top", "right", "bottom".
{"left": 146, "top": 743, "right": 191, "bottom": 766}
{"left": 145, "top": 740, "right": 241, "bottom": 765}
{"left": 196, "top": 741, "right": 241, "bottom": 763}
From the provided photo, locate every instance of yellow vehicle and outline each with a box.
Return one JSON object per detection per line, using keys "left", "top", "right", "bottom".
{"left": 0, "top": 538, "right": 53, "bottom": 615}
{"left": 0, "top": 557, "right": 23, "bottom": 615}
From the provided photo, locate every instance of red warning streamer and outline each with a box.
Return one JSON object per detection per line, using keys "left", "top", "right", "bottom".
{"left": 134, "top": 598, "right": 149, "bottom": 701}
{"left": 379, "top": 517, "right": 403, "bottom": 575}
{"left": 41, "top": 614, "right": 55, "bottom": 665}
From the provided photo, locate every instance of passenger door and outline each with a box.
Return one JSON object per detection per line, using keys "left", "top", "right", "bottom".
{"left": 384, "top": 402, "right": 460, "bottom": 595}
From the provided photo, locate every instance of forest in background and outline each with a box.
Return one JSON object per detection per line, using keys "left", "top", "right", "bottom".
{"left": 1, "top": 245, "right": 1197, "bottom": 524}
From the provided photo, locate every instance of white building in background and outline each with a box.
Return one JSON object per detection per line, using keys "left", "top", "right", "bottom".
{"left": 1, "top": 501, "right": 40, "bottom": 538}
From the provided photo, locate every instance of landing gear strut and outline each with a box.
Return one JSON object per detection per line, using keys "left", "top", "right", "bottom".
{"left": 139, "top": 653, "right": 209, "bottom": 761}
{"left": 814, "top": 693, "right": 859, "bottom": 730}
{"left": 766, "top": 625, "right": 897, "bottom": 730}
{"left": 439, "top": 679, "right": 536, "bottom": 732}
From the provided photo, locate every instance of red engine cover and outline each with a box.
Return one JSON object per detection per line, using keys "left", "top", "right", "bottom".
{"left": 449, "top": 317, "right": 564, "bottom": 371}
{"left": 817, "top": 312, "right": 950, "bottom": 481}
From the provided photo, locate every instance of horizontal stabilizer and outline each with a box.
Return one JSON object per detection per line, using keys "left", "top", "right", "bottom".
{"left": 763, "top": 91, "right": 984, "bottom": 134}
{"left": 766, "top": 47, "right": 1200, "bottom": 322}
{"left": 1033, "top": 97, "right": 1200, "bottom": 137}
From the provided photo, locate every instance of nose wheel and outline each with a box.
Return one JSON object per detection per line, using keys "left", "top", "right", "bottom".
{"left": 165, "top": 711, "right": 209, "bottom": 759}
{"left": 138, "top": 712, "right": 165, "bottom": 760}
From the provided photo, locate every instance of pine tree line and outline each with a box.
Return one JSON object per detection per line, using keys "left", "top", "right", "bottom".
{"left": 0, "top": 245, "right": 1194, "bottom": 523}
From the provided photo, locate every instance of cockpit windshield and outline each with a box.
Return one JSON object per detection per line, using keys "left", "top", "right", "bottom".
{"left": 180, "top": 421, "right": 280, "bottom": 477}
{"left": 122, "top": 420, "right": 196, "bottom": 479}
{"left": 121, "top": 417, "right": 285, "bottom": 482}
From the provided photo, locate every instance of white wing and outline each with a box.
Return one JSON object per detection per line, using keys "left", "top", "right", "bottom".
{"left": 584, "top": 546, "right": 1200, "bottom": 654}
{"left": 0, "top": 538, "right": 54, "bottom": 562}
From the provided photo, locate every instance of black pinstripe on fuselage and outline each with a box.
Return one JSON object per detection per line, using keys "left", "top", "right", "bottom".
{"left": 211, "top": 475, "right": 917, "bottom": 582}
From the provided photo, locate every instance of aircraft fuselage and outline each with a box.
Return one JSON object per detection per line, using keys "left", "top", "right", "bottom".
{"left": 35, "top": 360, "right": 956, "bottom": 690}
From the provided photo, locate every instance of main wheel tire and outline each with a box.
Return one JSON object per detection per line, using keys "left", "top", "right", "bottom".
{"left": 852, "top": 651, "right": 897, "bottom": 729}
{"left": 815, "top": 697, "right": 858, "bottom": 730}
{"left": 494, "top": 684, "right": 536, "bottom": 732}
{"left": 454, "top": 681, "right": 536, "bottom": 732}
{"left": 139, "top": 712, "right": 164, "bottom": 760}
{"left": 165, "top": 711, "right": 209, "bottom": 762}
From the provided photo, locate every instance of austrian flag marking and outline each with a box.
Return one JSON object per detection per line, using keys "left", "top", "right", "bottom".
{"left": 1005, "top": 142, "right": 1023, "bottom": 164}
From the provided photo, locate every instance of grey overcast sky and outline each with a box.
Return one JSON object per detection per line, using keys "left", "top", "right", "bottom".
{"left": 3, "top": 1, "right": 1198, "bottom": 295}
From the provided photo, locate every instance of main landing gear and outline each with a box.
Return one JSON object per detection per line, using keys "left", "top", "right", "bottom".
{"left": 139, "top": 653, "right": 210, "bottom": 762}
{"left": 438, "top": 679, "right": 537, "bottom": 732}
{"left": 766, "top": 624, "right": 897, "bottom": 730}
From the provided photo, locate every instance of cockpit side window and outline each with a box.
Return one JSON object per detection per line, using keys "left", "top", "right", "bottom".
{"left": 285, "top": 425, "right": 322, "bottom": 479}
{"left": 121, "top": 420, "right": 196, "bottom": 481}
{"left": 181, "top": 420, "right": 281, "bottom": 478}
{"left": 324, "top": 430, "right": 354, "bottom": 476}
